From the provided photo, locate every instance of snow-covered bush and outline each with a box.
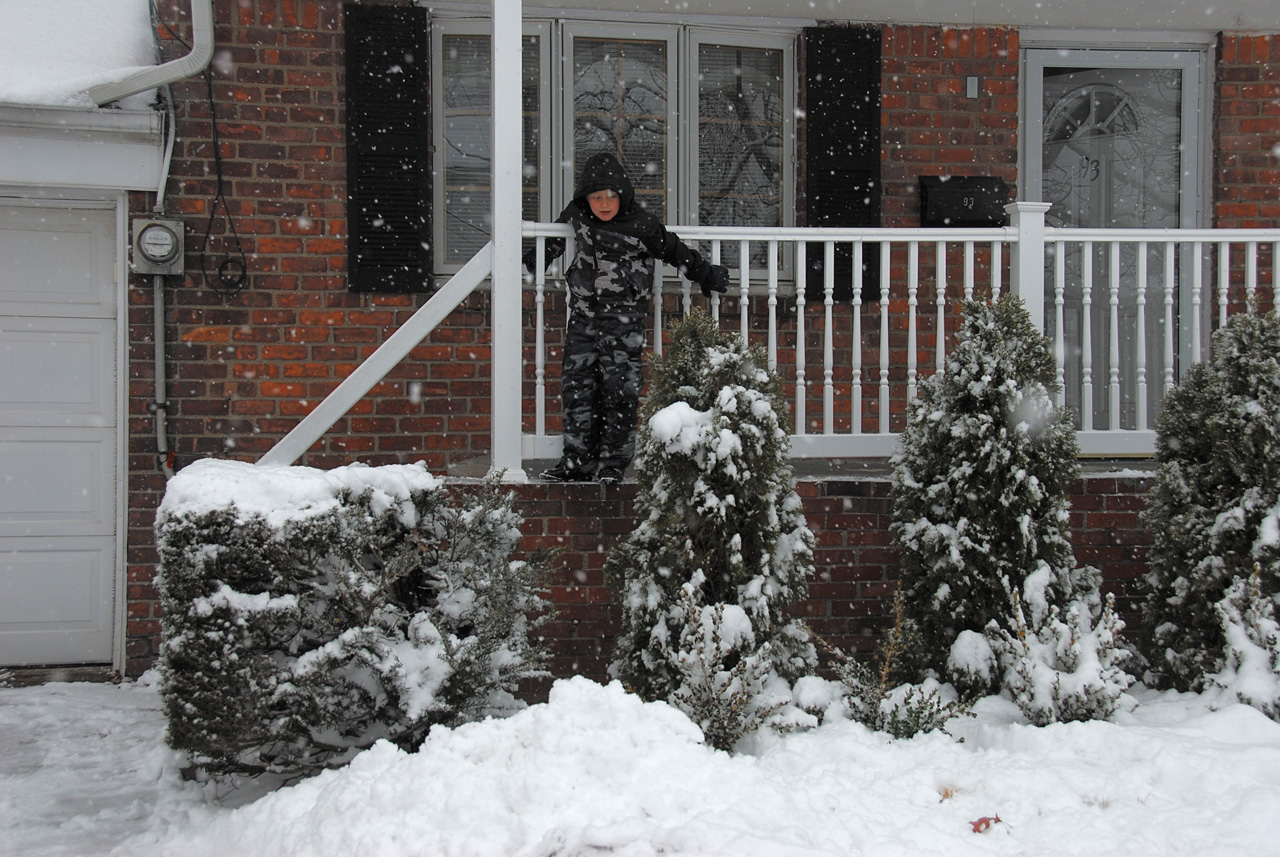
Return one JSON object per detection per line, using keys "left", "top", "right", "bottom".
{"left": 660, "top": 573, "right": 789, "bottom": 751}
{"left": 891, "top": 296, "right": 1132, "bottom": 721}
{"left": 816, "top": 594, "right": 974, "bottom": 739}
{"left": 983, "top": 567, "right": 1133, "bottom": 725}
{"left": 1208, "top": 566, "right": 1280, "bottom": 720}
{"left": 1141, "top": 309, "right": 1280, "bottom": 695}
{"left": 156, "top": 460, "right": 549, "bottom": 776}
{"left": 606, "top": 311, "right": 816, "bottom": 750}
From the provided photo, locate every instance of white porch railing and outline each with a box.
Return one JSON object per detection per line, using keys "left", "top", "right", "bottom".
{"left": 257, "top": 204, "right": 1278, "bottom": 472}
{"left": 521, "top": 204, "right": 1280, "bottom": 461}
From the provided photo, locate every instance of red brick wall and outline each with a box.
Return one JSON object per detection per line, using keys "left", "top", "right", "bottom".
{"left": 1215, "top": 34, "right": 1280, "bottom": 229}
{"left": 1214, "top": 34, "right": 1279, "bottom": 314}
{"left": 880, "top": 25, "right": 1020, "bottom": 228}
{"left": 516, "top": 473, "right": 1152, "bottom": 686}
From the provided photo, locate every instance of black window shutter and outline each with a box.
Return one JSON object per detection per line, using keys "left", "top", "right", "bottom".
{"left": 345, "top": 4, "right": 432, "bottom": 293}
{"left": 802, "top": 26, "right": 881, "bottom": 301}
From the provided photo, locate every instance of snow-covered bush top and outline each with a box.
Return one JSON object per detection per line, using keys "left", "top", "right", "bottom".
{"left": 157, "top": 458, "right": 444, "bottom": 529}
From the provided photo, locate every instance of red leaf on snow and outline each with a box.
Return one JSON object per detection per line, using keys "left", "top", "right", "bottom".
{"left": 970, "top": 815, "right": 1002, "bottom": 833}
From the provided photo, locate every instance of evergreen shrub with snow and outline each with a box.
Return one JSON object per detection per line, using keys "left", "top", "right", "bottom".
{"left": 155, "top": 460, "right": 549, "bottom": 776}
{"left": 815, "top": 594, "right": 974, "bottom": 739}
{"left": 606, "top": 311, "right": 816, "bottom": 749}
{"left": 1141, "top": 308, "right": 1280, "bottom": 713}
{"left": 891, "top": 295, "right": 1132, "bottom": 723}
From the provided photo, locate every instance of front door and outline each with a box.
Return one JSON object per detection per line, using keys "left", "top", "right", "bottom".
{"left": 0, "top": 200, "right": 119, "bottom": 667}
{"left": 1025, "top": 48, "right": 1205, "bottom": 431}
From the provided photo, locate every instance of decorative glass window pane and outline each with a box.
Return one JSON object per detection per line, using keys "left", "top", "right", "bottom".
{"left": 441, "top": 34, "right": 540, "bottom": 265}
{"left": 698, "top": 44, "right": 782, "bottom": 231}
{"left": 573, "top": 38, "right": 667, "bottom": 219}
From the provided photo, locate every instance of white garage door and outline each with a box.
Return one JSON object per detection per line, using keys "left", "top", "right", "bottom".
{"left": 0, "top": 200, "right": 119, "bottom": 666}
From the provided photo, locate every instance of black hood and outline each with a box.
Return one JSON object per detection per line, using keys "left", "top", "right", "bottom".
{"left": 573, "top": 152, "right": 635, "bottom": 213}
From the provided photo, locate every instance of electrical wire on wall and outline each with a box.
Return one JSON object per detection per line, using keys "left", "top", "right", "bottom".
{"left": 156, "top": 9, "right": 247, "bottom": 295}
{"left": 196, "top": 67, "right": 248, "bottom": 295}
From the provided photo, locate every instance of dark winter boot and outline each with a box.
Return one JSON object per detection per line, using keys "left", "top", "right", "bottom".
{"left": 540, "top": 460, "right": 593, "bottom": 482}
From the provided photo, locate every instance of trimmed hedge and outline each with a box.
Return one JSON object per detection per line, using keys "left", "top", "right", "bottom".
{"left": 156, "top": 461, "right": 549, "bottom": 776}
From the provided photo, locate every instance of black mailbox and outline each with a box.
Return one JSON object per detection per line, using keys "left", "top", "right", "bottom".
{"left": 919, "top": 175, "right": 1010, "bottom": 227}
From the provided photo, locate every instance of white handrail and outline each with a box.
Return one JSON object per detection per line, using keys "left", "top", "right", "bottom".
{"left": 257, "top": 245, "right": 494, "bottom": 467}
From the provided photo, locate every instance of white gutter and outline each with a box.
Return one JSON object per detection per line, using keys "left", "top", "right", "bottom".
{"left": 88, "top": 0, "right": 215, "bottom": 107}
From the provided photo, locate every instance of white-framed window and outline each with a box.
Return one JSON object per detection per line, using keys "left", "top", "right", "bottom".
{"left": 431, "top": 16, "right": 796, "bottom": 274}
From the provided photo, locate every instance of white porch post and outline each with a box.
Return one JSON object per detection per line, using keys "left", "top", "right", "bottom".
{"left": 1006, "top": 202, "right": 1051, "bottom": 333}
{"left": 489, "top": 0, "right": 527, "bottom": 480}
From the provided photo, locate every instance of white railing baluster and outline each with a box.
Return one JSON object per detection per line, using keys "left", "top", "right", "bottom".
{"left": 1082, "top": 241, "right": 1094, "bottom": 431}
{"left": 767, "top": 240, "right": 778, "bottom": 372}
{"left": 1109, "top": 241, "right": 1122, "bottom": 430}
{"left": 991, "top": 240, "right": 1002, "bottom": 300}
{"left": 879, "top": 239, "right": 891, "bottom": 434}
{"left": 1219, "top": 240, "right": 1231, "bottom": 327}
{"left": 1163, "top": 241, "right": 1176, "bottom": 397}
{"left": 964, "top": 240, "right": 975, "bottom": 300}
{"left": 1247, "top": 240, "right": 1259, "bottom": 306}
{"left": 1135, "top": 241, "right": 1148, "bottom": 431}
{"left": 852, "top": 240, "right": 864, "bottom": 435}
{"left": 1053, "top": 239, "right": 1066, "bottom": 408}
{"left": 795, "top": 240, "right": 807, "bottom": 435}
{"left": 710, "top": 240, "right": 722, "bottom": 324}
{"left": 534, "top": 238, "right": 547, "bottom": 436}
{"left": 936, "top": 240, "right": 947, "bottom": 374}
{"left": 739, "top": 239, "right": 750, "bottom": 339}
{"left": 907, "top": 240, "right": 919, "bottom": 402}
{"left": 823, "top": 241, "right": 835, "bottom": 434}
{"left": 1192, "top": 241, "right": 1204, "bottom": 364}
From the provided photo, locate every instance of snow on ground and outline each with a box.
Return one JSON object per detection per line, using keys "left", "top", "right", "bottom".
{"left": 2, "top": 674, "right": 1279, "bottom": 857}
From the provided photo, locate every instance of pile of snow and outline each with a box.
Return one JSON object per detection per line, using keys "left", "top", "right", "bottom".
{"left": 3, "top": 674, "right": 1280, "bottom": 856}
{"left": 0, "top": 0, "right": 156, "bottom": 109}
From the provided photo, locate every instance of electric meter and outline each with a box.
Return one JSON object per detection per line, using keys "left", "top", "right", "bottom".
{"left": 132, "top": 218, "right": 185, "bottom": 275}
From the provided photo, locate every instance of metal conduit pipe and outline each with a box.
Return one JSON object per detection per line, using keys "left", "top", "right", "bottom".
{"left": 118, "top": 2, "right": 214, "bottom": 478}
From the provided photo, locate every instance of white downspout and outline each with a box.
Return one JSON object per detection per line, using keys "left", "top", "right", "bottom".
{"left": 88, "top": 0, "right": 215, "bottom": 107}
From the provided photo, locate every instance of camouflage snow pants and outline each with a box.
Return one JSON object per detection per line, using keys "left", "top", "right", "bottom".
{"left": 560, "top": 311, "right": 646, "bottom": 474}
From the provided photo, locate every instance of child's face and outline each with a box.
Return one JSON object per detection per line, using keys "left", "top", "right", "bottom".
{"left": 587, "top": 189, "right": 620, "bottom": 222}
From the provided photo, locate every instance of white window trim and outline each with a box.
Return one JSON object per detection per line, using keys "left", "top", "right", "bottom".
{"left": 684, "top": 28, "right": 796, "bottom": 233}
{"left": 559, "top": 22, "right": 680, "bottom": 222}
{"left": 430, "top": 14, "right": 800, "bottom": 274}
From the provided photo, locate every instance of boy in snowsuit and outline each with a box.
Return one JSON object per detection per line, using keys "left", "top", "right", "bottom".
{"left": 527, "top": 152, "right": 729, "bottom": 484}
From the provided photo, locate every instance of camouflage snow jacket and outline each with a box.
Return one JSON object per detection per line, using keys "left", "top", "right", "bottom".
{"left": 535, "top": 153, "right": 715, "bottom": 317}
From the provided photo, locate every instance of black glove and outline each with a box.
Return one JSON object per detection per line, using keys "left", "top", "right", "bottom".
{"left": 700, "top": 264, "right": 729, "bottom": 297}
